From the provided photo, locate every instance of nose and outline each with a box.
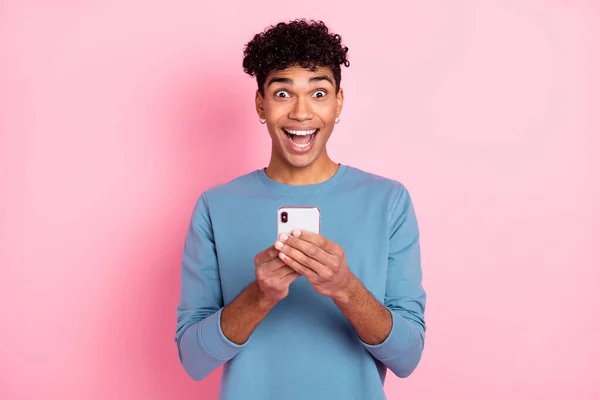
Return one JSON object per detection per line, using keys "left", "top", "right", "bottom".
{"left": 288, "top": 97, "right": 313, "bottom": 121}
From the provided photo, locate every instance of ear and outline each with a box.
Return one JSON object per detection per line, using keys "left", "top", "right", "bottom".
{"left": 255, "top": 90, "right": 265, "bottom": 120}
{"left": 336, "top": 88, "right": 344, "bottom": 119}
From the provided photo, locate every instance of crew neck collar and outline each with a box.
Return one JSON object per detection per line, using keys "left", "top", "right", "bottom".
{"left": 258, "top": 163, "right": 348, "bottom": 194}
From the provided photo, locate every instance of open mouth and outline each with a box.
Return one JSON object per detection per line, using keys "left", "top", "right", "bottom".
{"left": 283, "top": 128, "right": 319, "bottom": 149}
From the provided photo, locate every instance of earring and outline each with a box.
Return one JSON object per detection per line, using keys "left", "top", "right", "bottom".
{"left": 259, "top": 118, "right": 266, "bottom": 124}
{"left": 335, "top": 118, "right": 340, "bottom": 124}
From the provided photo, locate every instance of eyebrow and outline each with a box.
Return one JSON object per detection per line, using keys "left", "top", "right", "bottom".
{"left": 266, "top": 75, "right": 334, "bottom": 88}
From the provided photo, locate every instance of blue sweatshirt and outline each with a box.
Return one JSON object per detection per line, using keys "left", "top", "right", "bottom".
{"left": 175, "top": 164, "right": 426, "bottom": 400}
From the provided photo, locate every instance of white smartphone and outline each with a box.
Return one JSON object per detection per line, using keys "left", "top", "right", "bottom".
{"left": 277, "top": 206, "right": 321, "bottom": 235}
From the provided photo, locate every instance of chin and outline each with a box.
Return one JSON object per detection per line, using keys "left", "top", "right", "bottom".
{"left": 286, "top": 159, "right": 314, "bottom": 169}
{"left": 283, "top": 150, "right": 322, "bottom": 169}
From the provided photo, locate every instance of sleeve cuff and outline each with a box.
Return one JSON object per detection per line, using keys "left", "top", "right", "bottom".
{"left": 361, "top": 310, "right": 412, "bottom": 361}
{"left": 198, "top": 308, "right": 246, "bottom": 361}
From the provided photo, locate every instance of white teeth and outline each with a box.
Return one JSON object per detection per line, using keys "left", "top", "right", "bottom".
{"left": 287, "top": 134, "right": 315, "bottom": 149}
{"left": 284, "top": 129, "right": 317, "bottom": 136}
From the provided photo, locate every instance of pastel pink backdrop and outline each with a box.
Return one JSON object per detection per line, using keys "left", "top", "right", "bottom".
{"left": 1, "top": 1, "right": 599, "bottom": 399}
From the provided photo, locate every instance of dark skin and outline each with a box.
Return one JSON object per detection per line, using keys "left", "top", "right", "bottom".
{"left": 259, "top": 65, "right": 342, "bottom": 185}
{"left": 220, "top": 66, "right": 392, "bottom": 346}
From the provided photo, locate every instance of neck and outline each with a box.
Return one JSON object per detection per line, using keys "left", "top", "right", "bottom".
{"left": 265, "top": 151, "right": 339, "bottom": 185}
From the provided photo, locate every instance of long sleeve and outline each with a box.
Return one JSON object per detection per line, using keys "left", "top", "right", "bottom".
{"left": 361, "top": 185, "right": 427, "bottom": 377}
{"left": 174, "top": 195, "right": 246, "bottom": 380}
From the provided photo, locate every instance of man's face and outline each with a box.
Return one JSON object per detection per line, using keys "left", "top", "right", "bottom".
{"left": 256, "top": 65, "right": 344, "bottom": 169}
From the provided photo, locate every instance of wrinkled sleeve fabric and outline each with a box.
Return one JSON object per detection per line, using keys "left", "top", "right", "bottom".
{"left": 174, "top": 194, "right": 246, "bottom": 380}
{"left": 361, "top": 185, "right": 427, "bottom": 378}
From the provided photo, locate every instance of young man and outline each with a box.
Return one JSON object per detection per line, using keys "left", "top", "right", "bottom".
{"left": 175, "top": 19, "right": 426, "bottom": 400}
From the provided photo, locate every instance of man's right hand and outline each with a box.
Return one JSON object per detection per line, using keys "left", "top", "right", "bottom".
{"left": 254, "top": 245, "right": 301, "bottom": 302}
{"left": 219, "top": 246, "right": 301, "bottom": 345}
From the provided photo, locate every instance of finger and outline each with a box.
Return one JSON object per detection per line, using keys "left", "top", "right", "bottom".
{"left": 260, "top": 258, "right": 288, "bottom": 275}
{"left": 278, "top": 251, "right": 318, "bottom": 280}
{"left": 277, "top": 243, "right": 328, "bottom": 276}
{"left": 290, "top": 230, "right": 341, "bottom": 256}
{"left": 281, "top": 271, "right": 301, "bottom": 285}
{"left": 271, "top": 265, "right": 296, "bottom": 280}
{"left": 254, "top": 246, "right": 280, "bottom": 264}
{"left": 277, "top": 234, "right": 330, "bottom": 265}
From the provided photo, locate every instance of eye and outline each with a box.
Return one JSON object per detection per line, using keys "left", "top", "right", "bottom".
{"left": 312, "top": 90, "right": 327, "bottom": 98}
{"left": 275, "top": 90, "right": 291, "bottom": 98}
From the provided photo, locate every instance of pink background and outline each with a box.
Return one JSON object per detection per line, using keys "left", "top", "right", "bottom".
{"left": 2, "top": 1, "right": 599, "bottom": 399}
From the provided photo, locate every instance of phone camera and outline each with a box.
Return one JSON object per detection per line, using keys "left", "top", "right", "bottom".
{"left": 281, "top": 212, "right": 288, "bottom": 223}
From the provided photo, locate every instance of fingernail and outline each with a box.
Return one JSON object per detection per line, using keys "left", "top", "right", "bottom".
{"left": 275, "top": 241, "right": 283, "bottom": 249}
{"left": 279, "top": 252, "right": 286, "bottom": 259}
{"left": 280, "top": 233, "right": 288, "bottom": 242}
{"left": 293, "top": 229, "right": 301, "bottom": 237}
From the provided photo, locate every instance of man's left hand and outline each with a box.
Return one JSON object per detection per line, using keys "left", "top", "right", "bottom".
{"left": 274, "top": 229, "right": 356, "bottom": 300}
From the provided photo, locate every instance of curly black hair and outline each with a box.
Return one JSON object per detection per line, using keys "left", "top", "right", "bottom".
{"left": 243, "top": 19, "right": 350, "bottom": 95}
